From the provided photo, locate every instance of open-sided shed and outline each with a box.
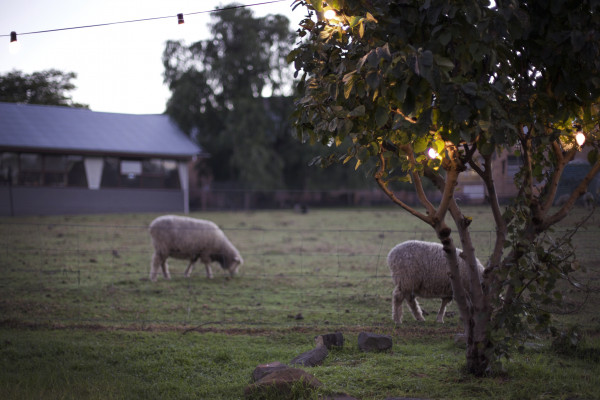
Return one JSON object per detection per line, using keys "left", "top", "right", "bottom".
{"left": 0, "top": 102, "right": 205, "bottom": 216}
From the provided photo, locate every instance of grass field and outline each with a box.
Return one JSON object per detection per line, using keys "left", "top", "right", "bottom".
{"left": 1, "top": 207, "right": 599, "bottom": 399}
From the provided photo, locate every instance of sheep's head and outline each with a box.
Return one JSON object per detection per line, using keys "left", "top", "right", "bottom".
{"left": 211, "top": 253, "right": 243, "bottom": 277}
{"left": 228, "top": 255, "right": 243, "bottom": 277}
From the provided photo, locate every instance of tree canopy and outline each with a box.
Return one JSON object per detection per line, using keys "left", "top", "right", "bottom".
{"left": 163, "top": 4, "right": 294, "bottom": 189}
{"left": 290, "top": 0, "right": 600, "bottom": 375}
{"left": 0, "top": 69, "right": 88, "bottom": 108}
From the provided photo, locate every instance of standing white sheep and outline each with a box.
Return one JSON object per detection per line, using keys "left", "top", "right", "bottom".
{"left": 149, "top": 215, "right": 243, "bottom": 281}
{"left": 387, "top": 240, "right": 484, "bottom": 324}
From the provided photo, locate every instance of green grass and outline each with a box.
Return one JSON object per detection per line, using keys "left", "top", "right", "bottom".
{"left": 1, "top": 207, "right": 599, "bottom": 399}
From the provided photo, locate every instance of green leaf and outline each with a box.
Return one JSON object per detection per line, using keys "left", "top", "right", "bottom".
{"left": 394, "top": 81, "right": 408, "bottom": 102}
{"left": 413, "top": 136, "right": 429, "bottom": 153}
{"left": 478, "top": 120, "right": 491, "bottom": 132}
{"left": 375, "top": 106, "right": 389, "bottom": 128}
{"left": 420, "top": 50, "right": 434, "bottom": 68}
{"left": 328, "top": 0, "right": 341, "bottom": 8}
{"left": 286, "top": 49, "right": 299, "bottom": 64}
{"left": 365, "top": 71, "right": 380, "bottom": 90}
{"left": 438, "top": 31, "right": 452, "bottom": 46}
{"left": 434, "top": 54, "right": 455, "bottom": 70}
{"left": 452, "top": 104, "right": 471, "bottom": 122}
{"left": 348, "top": 105, "right": 366, "bottom": 117}
{"left": 328, "top": 118, "right": 338, "bottom": 132}
{"left": 461, "top": 82, "right": 477, "bottom": 96}
{"left": 348, "top": 16, "right": 363, "bottom": 28}
{"left": 365, "top": 12, "right": 377, "bottom": 22}
{"left": 433, "top": 139, "right": 445, "bottom": 154}
{"left": 309, "top": 0, "right": 324, "bottom": 12}
{"left": 479, "top": 142, "right": 494, "bottom": 155}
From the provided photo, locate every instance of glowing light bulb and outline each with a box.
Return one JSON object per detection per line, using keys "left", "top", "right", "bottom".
{"left": 324, "top": 9, "right": 337, "bottom": 20}
{"left": 427, "top": 148, "right": 439, "bottom": 159}
{"left": 576, "top": 132, "right": 586, "bottom": 146}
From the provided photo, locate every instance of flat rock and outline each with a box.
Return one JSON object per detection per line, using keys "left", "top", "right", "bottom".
{"left": 315, "top": 332, "right": 345, "bottom": 349}
{"left": 325, "top": 394, "right": 359, "bottom": 399}
{"left": 358, "top": 332, "right": 393, "bottom": 352}
{"left": 251, "top": 361, "right": 289, "bottom": 382}
{"left": 290, "top": 344, "right": 329, "bottom": 367}
{"left": 244, "top": 367, "right": 322, "bottom": 399}
{"left": 385, "top": 397, "right": 430, "bottom": 400}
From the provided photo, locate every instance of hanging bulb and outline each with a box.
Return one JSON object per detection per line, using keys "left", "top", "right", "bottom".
{"left": 324, "top": 9, "right": 337, "bottom": 20}
{"left": 427, "top": 148, "right": 439, "bottom": 159}
{"left": 9, "top": 31, "right": 20, "bottom": 54}
{"left": 576, "top": 131, "right": 586, "bottom": 146}
{"left": 177, "top": 13, "right": 184, "bottom": 24}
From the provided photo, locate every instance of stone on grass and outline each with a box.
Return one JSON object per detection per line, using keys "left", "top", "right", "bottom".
{"left": 251, "top": 361, "right": 289, "bottom": 382}
{"left": 244, "top": 367, "right": 322, "bottom": 399}
{"left": 385, "top": 397, "right": 427, "bottom": 400}
{"left": 358, "top": 332, "right": 393, "bottom": 352}
{"left": 325, "top": 394, "right": 360, "bottom": 399}
{"left": 290, "top": 344, "right": 329, "bottom": 367}
{"left": 384, "top": 397, "right": 430, "bottom": 400}
{"left": 315, "top": 332, "right": 345, "bottom": 349}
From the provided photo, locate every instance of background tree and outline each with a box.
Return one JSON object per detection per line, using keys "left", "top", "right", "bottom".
{"left": 163, "top": 4, "right": 295, "bottom": 189}
{"left": 290, "top": 0, "right": 600, "bottom": 375}
{"left": 0, "top": 69, "right": 88, "bottom": 108}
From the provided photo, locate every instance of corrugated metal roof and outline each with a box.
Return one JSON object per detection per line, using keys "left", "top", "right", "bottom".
{"left": 0, "top": 102, "right": 203, "bottom": 159}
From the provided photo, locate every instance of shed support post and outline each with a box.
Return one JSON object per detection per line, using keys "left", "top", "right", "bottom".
{"left": 178, "top": 161, "right": 190, "bottom": 214}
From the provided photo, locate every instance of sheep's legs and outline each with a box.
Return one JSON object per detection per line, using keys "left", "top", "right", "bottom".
{"left": 406, "top": 295, "right": 425, "bottom": 321}
{"left": 436, "top": 297, "right": 452, "bottom": 323}
{"left": 150, "top": 253, "right": 170, "bottom": 281}
{"left": 392, "top": 286, "right": 406, "bottom": 324}
{"left": 184, "top": 261, "right": 195, "bottom": 278}
{"left": 204, "top": 263, "right": 213, "bottom": 279}
{"left": 392, "top": 287, "right": 403, "bottom": 324}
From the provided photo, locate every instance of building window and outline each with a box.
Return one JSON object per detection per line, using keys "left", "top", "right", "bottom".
{"left": 67, "top": 157, "right": 87, "bottom": 186}
{"left": 120, "top": 160, "right": 142, "bottom": 188}
{"left": 141, "top": 159, "right": 164, "bottom": 188}
{"left": 19, "top": 153, "right": 43, "bottom": 186}
{"left": 0, "top": 153, "right": 18, "bottom": 185}
{"left": 0, "top": 153, "right": 87, "bottom": 187}
{"left": 100, "top": 157, "right": 180, "bottom": 189}
{"left": 163, "top": 160, "right": 180, "bottom": 189}
{"left": 100, "top": 157, "right": 119, "bottom": 187}
{"left": 506, "top": 155, "right": 522, "bottom": 178}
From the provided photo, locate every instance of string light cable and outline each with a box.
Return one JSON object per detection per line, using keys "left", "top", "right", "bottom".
{"left": 4, "top": 0, "right": 288, "bottom": 42}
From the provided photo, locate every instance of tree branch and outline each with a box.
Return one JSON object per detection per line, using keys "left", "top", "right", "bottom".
{"left": 539, "top": 142, "right": 577, "bottom": 215}
{"left": 374, "top": 150, "right": 432, "bottom": 224}
{"left": 542, "top": 158, "right": 600, "bottom": 230}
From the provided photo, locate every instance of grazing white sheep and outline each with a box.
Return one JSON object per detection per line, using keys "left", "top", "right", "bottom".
{"left": 149, "top": 215, "right": 243, "bottom": 281}
{"left": 387, "top": 240, "right": 484, "bottom": 324}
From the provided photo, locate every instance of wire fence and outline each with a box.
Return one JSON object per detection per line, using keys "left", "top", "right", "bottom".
{"left": 1, "top": 212, "right": 599, "bottom": 331}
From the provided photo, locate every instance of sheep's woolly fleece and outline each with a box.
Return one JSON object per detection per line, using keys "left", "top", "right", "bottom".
{"left": 387, "top": 240, "right": 484, "bottom": 323}
{"left": 149, "top": 215, "right": 243, "bottom": 281}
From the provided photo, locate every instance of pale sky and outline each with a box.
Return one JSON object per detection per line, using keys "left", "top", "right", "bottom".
{"left": 1, "top": 0, "right": 304, "bottom": 114}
